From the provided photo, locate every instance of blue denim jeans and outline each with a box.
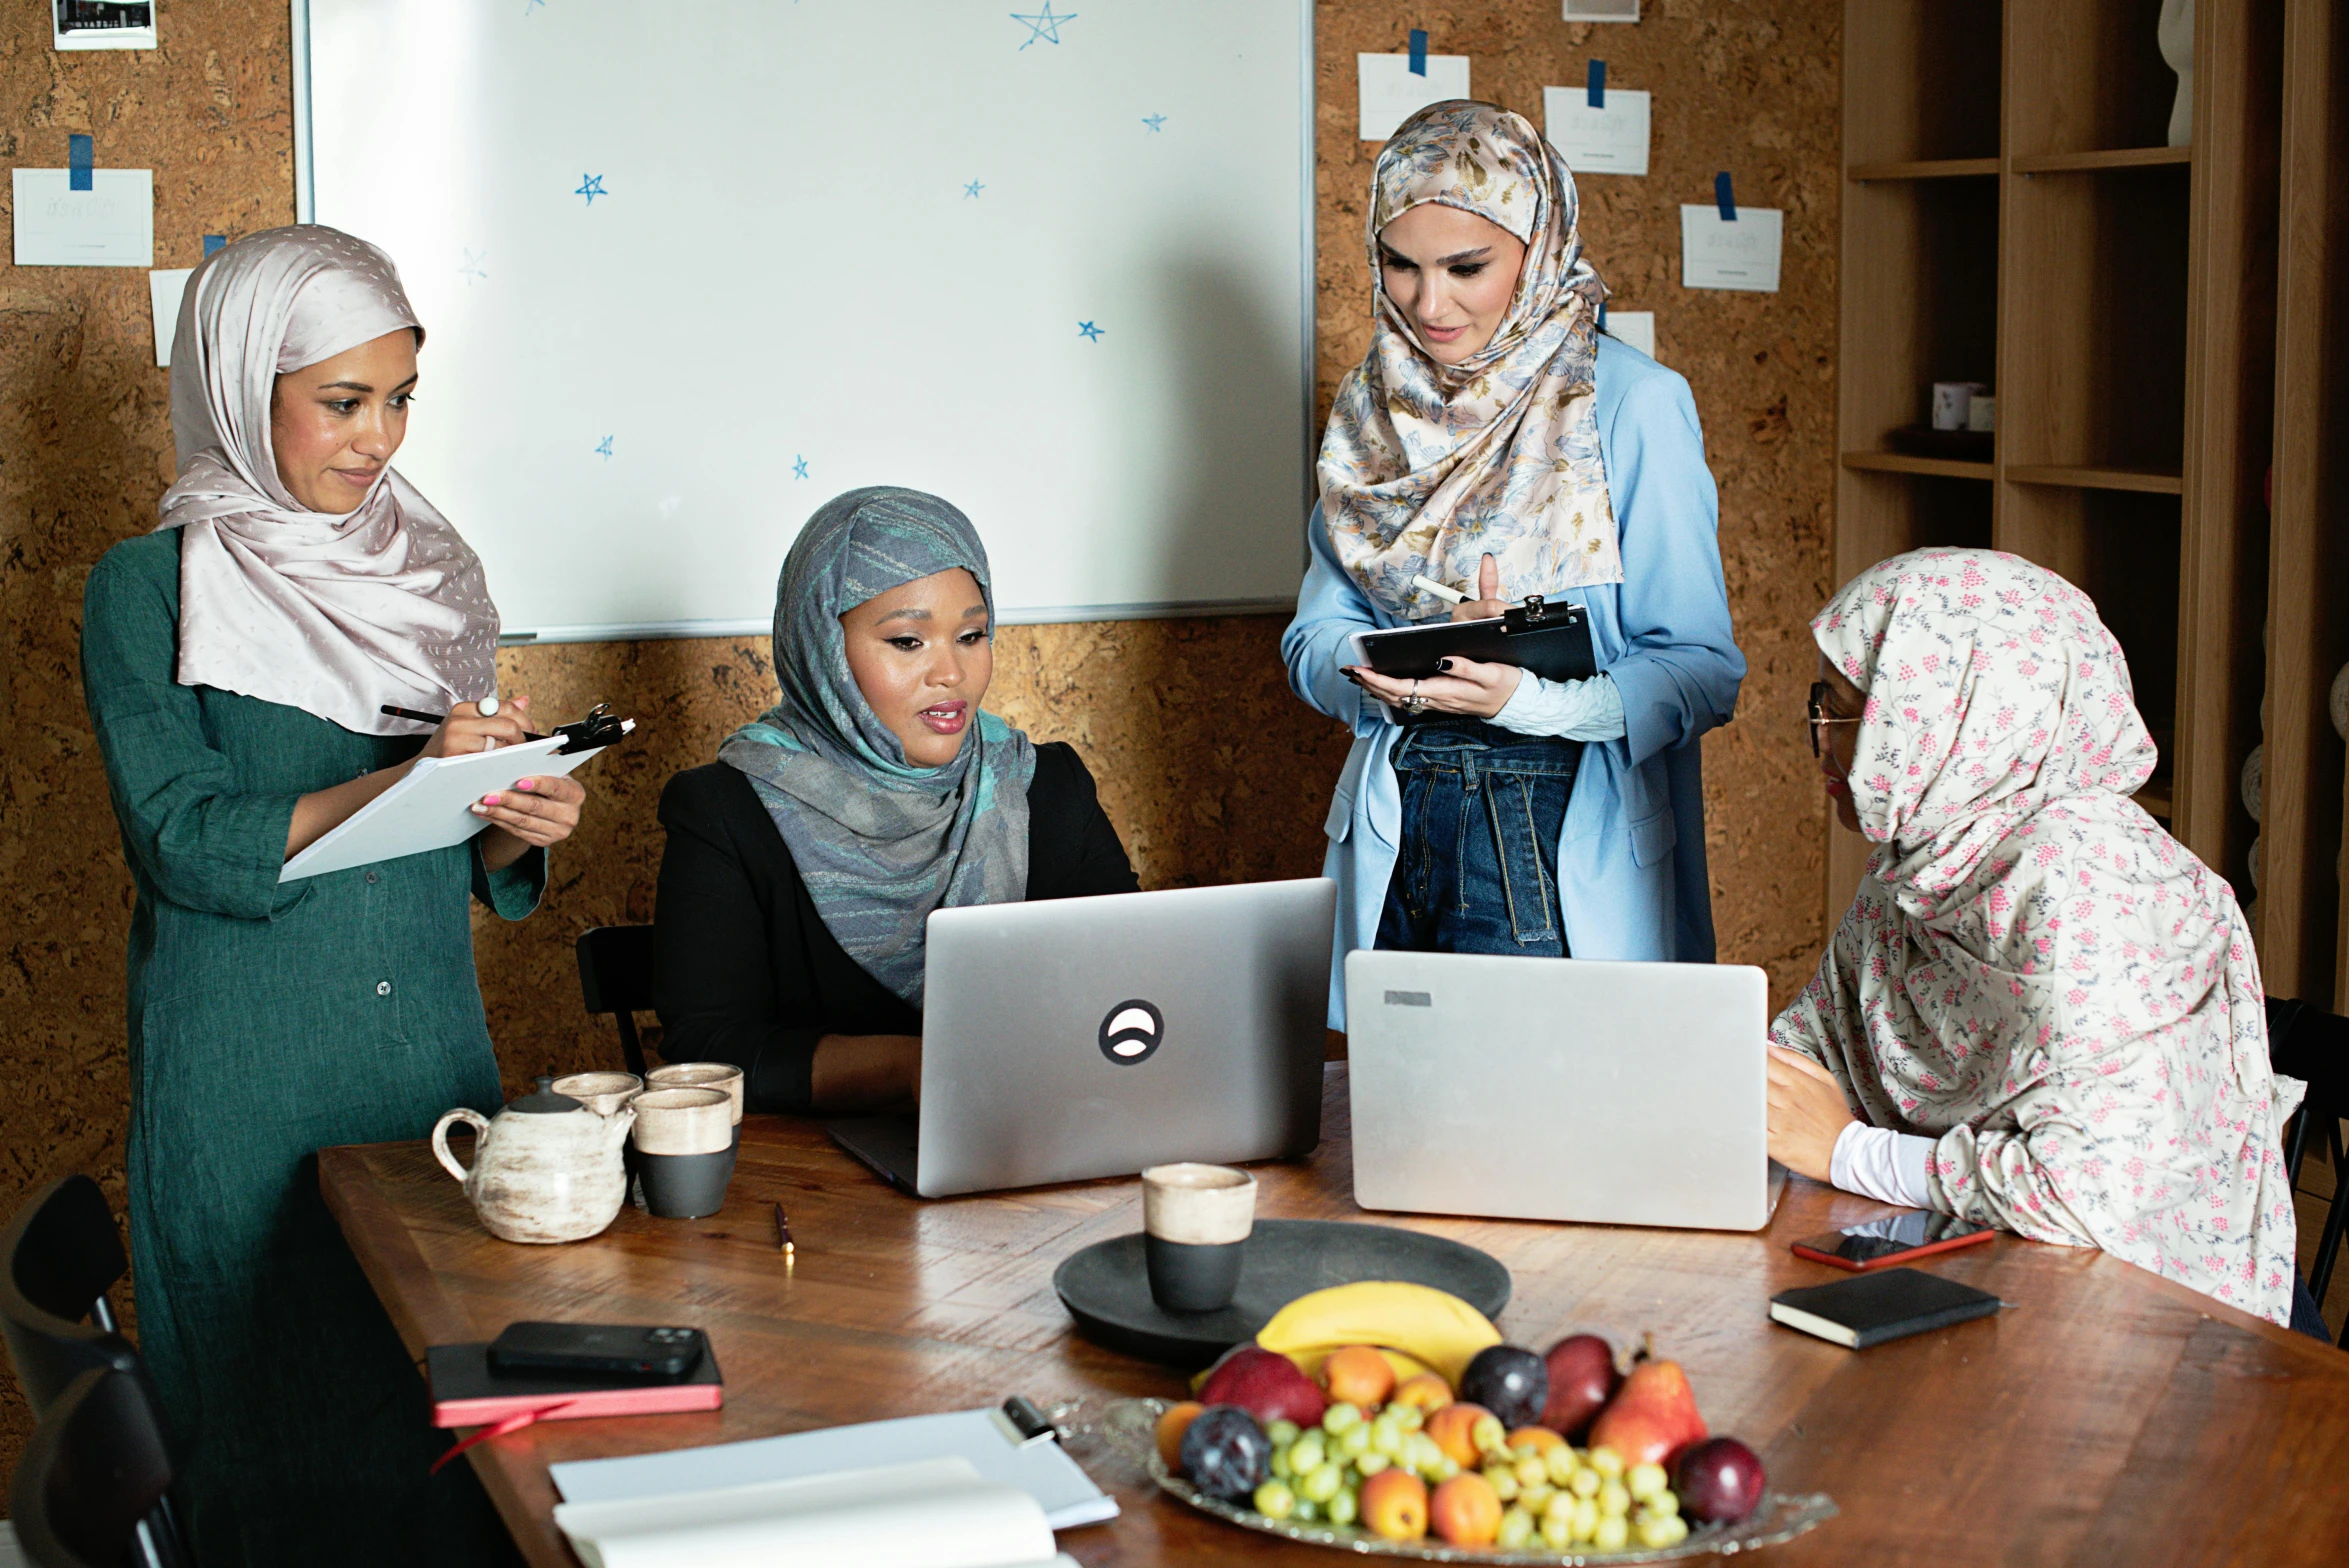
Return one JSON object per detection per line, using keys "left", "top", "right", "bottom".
{"left": 1376, "top": 720, "right": 1581, "bottom": 956}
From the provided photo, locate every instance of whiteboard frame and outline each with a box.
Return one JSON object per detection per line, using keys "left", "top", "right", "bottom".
{"left": 289, "top": 0, "right": 1317, "bottom": 643}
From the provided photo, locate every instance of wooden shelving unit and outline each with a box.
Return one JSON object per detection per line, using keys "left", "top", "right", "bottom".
{"left": 1832, "top": 0, "right": 2290, "bottom": 929}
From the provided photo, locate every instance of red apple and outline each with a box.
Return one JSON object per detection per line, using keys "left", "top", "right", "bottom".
{"left": 1196, "top": 1345, "right": 1327, "bottom": 1428}
{"left": 1539, "top": 1334, "right": 1622, "bottom": 1441}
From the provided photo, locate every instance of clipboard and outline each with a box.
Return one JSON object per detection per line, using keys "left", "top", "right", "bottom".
{"left": 281, "top": 729, "right": 614, "bottom": 882}
{"left": 1349, "top": 595, "right": 1598, "bottom": 723}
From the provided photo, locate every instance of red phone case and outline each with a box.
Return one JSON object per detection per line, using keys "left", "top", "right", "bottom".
{"left": 1789, "top": 1223, "right": 1997, "bottom": 1272}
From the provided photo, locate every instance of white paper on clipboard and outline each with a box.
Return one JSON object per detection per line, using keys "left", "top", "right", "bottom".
{"left": 280, "top": 734, "right": 592, "bottom": 882}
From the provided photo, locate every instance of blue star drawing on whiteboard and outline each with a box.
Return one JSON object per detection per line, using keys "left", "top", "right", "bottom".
{"left": 523, "top": 0, "right": 544, "bottom": 13}
{"left": 458, "top": 249, "right": 488, "bottom": 283}
{"left": 793, "top": 455, "right": 810, "bottom": 480}
{"left": 594, "top": 436, "right": 614, "bottom": 460}
{"left": 1142, "top": 114, "right": 1167, "bottom": 133}
{"left": 964, "top": 179, "right": 985, "bottom": 199}
{"left": 1011, "top": 4, "right": 1075, "bottom": 50}
{"left": 1077, "top": 320, "right": 1105, "bottom": 342}
{"left": 576, "top": 174, "right": 607, "bottom": 205}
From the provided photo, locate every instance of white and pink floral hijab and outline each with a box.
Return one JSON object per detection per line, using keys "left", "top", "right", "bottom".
{"left": 1771, "top": 547, "right": 2303, "bottom": 1325}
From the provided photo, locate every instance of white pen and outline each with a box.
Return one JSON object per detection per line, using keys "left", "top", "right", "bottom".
{"left": 1411, "top": 574, "right": 1467, "bottom": 605}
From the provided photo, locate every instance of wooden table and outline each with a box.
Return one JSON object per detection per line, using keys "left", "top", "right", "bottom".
{"left": 323, "top": 1066, "right": 2349, "bottom": 1566}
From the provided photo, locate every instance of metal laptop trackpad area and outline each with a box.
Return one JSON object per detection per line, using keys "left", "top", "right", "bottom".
{"left": 827, "top": 1116, "right": 922, "bottom": 1197}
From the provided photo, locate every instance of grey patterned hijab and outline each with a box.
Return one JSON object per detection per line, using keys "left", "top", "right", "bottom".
{"left": 719, "top": 487, "right": 1036, "bottom": 1004}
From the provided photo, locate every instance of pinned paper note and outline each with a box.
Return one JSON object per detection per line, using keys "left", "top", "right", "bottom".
{"left": 53, "top": 0, "right": 156, "bottom": 50}
{"left": 1359, "top": 51, "right": 1469, "bottom": 141}
{"left": 1603, "top": 309, "right": 1655, "bottom": 359}
{"left": 148, "top": 267, "right": 191, "bottom": 366}
{"left": 1544, "top": 84, "right": 1650, "bottom": 176}
{"left": 1680, "top": 203, "right": 1782, "bottom": 292}
{"left": 12, "top": 167, "right": 154, "bottom": 267}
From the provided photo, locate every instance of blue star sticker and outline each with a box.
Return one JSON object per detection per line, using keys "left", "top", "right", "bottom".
{"left": 594, "top": 436, "right": 614, "bottom": 459}
{"left": 1142, "top": 114, "right": 1167, "bottom": 133}
{"left": 523, "top": 0, "right": 544, "bottom": 13}
{"left": 793, "top": 455, "right": 810, "bottom": 479}
{"left": 964, "top": 179, "right": 985, "bottom": 199}
{"left": 458, "top": 249, "right": 488, "bottom": 283}
{"left": 1011, "top": 4, "right": 1075, "bottom": 50}
{"left": 576, "top": 173, "right": 606, "bottom": 205}
{"left": 1077, "top": 320, "right": 1104, "bottom": 342}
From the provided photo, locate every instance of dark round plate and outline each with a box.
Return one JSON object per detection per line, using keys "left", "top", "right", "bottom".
{"left": 1053, "top": 1219, "right": 1511, "bottom": 1370}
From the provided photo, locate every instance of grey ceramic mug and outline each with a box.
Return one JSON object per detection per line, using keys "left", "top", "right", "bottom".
{"left": 1141, "top": 1163, "right": 1257, "bottom": 1313}
{"left": 632, "top": 1087, "right": 735, "bottom": 1219}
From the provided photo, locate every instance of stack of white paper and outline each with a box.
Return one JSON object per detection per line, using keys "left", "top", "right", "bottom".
{"left": 553, "top": 1458, "right": 1074, "bottom": 1568}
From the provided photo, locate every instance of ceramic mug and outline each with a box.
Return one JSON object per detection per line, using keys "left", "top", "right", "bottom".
{"left": 551, "top": 1071, "right": 642, "bottom": 1117}
{"left": 646, "top": 1062, "right": 744, "bottom": 1149}
{"left": 632, "top": 1087, "right": 736, "bottom": 1219}
{"left": 1141, "top": 1162, "right": 1257, "bottom": 1313}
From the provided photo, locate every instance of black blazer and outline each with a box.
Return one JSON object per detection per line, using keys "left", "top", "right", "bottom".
{"left": 653, "top": 743, "right": 1139, "bottom": 1113}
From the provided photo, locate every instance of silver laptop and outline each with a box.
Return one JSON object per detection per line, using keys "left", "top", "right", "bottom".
{"left": 829, "top": 878, "right": 1337, "bottom": 1198}
{"left": 1346, "top": 951, "right": 1784, "bottom": 1231}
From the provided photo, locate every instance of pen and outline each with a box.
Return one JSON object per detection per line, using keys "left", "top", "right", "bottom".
{"left": 774, "top": 1202, "right": 794, "bottom": 1258}
{"left": 379, "top": 694, "right": 500, "bottom": 726}
{"left": 1411, "top": 574, "right": 1467, "bottom": 605}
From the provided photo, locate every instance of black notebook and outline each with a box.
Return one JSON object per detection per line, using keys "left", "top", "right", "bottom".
{"left": 1769, "top": 1266, "right": 2003, "bottom": 1349}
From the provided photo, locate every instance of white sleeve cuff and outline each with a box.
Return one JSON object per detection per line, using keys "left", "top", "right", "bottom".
{"left": 1492, "top": 671, "right": 1628, "bottom": 741}
{"left": 1829, "top": 1123, "right": 1937, "bottom": 1209}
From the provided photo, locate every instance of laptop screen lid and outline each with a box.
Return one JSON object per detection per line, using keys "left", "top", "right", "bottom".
{"left": 912, "top": 878, "right": 1335, "bottom": 1197}
{"left": 1345, "top": 950, "right": 1773, "bottom": 1231}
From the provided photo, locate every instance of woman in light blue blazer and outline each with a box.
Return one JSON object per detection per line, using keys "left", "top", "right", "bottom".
{"left": 1284, "top": 101, "right": 1743, "bottom": 1028}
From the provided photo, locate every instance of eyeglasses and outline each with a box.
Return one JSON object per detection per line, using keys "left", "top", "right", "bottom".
{"left": 1808, "top": 681, "right": 1863, "bottom": 758}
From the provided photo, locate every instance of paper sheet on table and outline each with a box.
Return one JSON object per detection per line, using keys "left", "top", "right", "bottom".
{"left": 279, "top": 734, "right": 591, "bottom": 881}
{"left": 549, "top": 1406, "right": 1117, "bottom": 1531}
{"left": 1357, "top": 52, "right": 1471, "bottom": 140}
{"left": 12, "top": 169, "right": 154, "bottom": 267}
{"left": 553, "top": 1458, "right": 1075, "bottom": 1568}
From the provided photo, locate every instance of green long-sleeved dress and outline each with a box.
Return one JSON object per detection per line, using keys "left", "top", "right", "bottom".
{"left": 81, "top": 530, "right": 532, "bottom": 1567}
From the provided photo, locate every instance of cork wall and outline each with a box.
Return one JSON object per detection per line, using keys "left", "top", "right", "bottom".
{"left": 0, "top": 0, "right": 1838, "bottom": 1472}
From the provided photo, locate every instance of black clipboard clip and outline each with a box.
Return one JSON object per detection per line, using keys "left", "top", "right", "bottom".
{"left": 552, "top": 702, "right": 634, "bottom": 756}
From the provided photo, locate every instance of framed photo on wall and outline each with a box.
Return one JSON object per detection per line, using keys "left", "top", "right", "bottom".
{"left": 54, "top": 0, "right": 157, "bottom": 51}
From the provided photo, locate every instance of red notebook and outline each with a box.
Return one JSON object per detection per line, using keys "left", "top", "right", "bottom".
{"left": 426, "top": 1342, "right": 724, "bottom": 1428}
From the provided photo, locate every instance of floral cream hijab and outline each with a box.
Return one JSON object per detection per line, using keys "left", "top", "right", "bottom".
{"left": 718, "top": 488, "right": 1036, "bottom": 1005}
{"left": 1317, "top": 100, "right": 1620, "bottom": 620}
{"left": 1771, "top": 548, "right": 2302, "bottom": 1325}
{"left": 157, "top": 225, "right": 499, "bottom": 735}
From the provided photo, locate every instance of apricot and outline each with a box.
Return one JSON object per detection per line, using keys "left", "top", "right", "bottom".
{"left": 1360, "top": 1467, "right": 1429, "bottom": 1542}
{"left": 1323, "top": 1344, "right": 1397, "bottom": 1409}
{"left": 1429, "top": 1471, "right": 1503, "bottom": 1547}
{"left": 1155, "top": 1401, "right": 1204, "bottom": 1470}
{"left": 1424, "top": 1401, "right": 1495, "bottom": 1469}
{"left": 1508, "top": 1425, "right": 1566, "bottom": 1454}
{"left": 1390, "top": 1371, "right": 1454, "bottom": 1413}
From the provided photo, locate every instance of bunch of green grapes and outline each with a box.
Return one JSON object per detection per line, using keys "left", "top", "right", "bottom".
{"left": 1483, "top": 1440, "right": 1692, "bottom": 1552}
{"left": 1249, "top": 1400, "right": 1453, "bottom": 1527}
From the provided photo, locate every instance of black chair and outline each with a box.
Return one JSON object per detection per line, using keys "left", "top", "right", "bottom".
{"left": 577, "top": 924, "right": 659, "bottom": 1078}
{"left": 2266, "top": 997, "right": 2349, "bottom": 1327}
{"left": 9, "top": 1366, "right": 179, "bottom": 1568}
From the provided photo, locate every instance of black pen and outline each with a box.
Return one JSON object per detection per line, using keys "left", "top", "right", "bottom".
{"left": 380, "top": 694, "right": 501, "bottom": 726}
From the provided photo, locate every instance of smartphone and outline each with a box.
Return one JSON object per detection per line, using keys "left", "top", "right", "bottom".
{"left": 1789, "top": 1210, "right": 1996, "bottom": 1271}
{"left": 486, "top": 1322, "right": 707, "bottom": 1382}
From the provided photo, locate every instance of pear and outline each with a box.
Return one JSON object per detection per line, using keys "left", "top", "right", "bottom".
{"left": 1584, "top": 1342, "right": 1706, "bottom": 1468}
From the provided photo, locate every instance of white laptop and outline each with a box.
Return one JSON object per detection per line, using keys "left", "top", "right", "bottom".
{"left": 829, "top": 878, "right": 1337, "bottom": 1198}
{"left": 1345, "top": 951, "right": 1784, "bottom": 1231}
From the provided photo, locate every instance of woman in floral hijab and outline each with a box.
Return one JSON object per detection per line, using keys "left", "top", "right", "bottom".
{"left": 1770, "top": 547, "right": 2307, "bottom": 1329}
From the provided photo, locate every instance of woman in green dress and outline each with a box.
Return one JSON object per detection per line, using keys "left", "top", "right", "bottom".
{"left": 80, "top": 226, "right": 584, "bottom": 1566}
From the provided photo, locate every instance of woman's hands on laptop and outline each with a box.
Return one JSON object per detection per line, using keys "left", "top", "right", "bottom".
{"left": 1767, "top": 1046, "right": 1856, "bottom": 1183}
{"left": 811, "top": 1034, "right": 922, "bottom": 1115}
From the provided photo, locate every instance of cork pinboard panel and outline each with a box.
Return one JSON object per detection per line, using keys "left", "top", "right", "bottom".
{"left": 0, "top": 0, "right": 1838, "bottom": 1476}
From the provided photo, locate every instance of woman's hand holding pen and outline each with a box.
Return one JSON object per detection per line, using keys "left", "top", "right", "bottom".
{"left": 420, "top": 696, "right": 531, "bottom": 759}
{"left": 1448, "top": 552, "right": 1512, "bottom": 624}
{"left": 416, "top": 695, "right": 586, "bottom": 866}
{"left": 1341, "top": 555, "right": 1522, "bottom": 720}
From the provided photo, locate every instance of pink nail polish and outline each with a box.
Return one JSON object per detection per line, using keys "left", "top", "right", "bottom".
{"left": 516, "top": 778, "right": 535, "bottom": 791}
{"left": 483, "top": 793, "right": 501, "bottom": 806}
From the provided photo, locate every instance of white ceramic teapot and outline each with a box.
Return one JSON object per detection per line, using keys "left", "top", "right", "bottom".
{"left": 431, "top": 1076, "right": 634, "bottom": 1244}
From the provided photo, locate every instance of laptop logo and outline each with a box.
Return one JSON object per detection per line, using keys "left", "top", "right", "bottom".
{"left": 1098, "top": 999, "right": 1164, "bottom": 1065}
{"left": 1384, "top": 990, "right": 1433, "bottom": 1007}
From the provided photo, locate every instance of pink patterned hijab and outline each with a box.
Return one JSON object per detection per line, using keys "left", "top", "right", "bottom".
{"left": 1774, "top": 548, "right": 2302, "bottom": 1324}
{"left": 1316, "top": 101, "right": 1620, "bottom": 620}
{"left": 156, "top": 225, "right": 498, "bottom": 736}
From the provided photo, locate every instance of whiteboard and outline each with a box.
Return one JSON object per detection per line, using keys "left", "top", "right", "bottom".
{"left": 293, "top": 0, "right": 1313, "bottom": 640}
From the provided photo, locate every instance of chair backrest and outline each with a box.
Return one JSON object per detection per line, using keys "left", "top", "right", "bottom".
{"left": 576, "top": 925, "right": 658, "bottom": 1078}
{"left": 2, "top": 1177, "right": 136, "bottom": 1417}
{"left": 9, "top": 1366, "right": 177, "bottom": 1568}
{"left": 2266, "top": 996, "right": 2349, "bottom": 1328}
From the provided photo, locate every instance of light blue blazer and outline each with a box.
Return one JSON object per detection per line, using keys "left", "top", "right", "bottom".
{"left": 1282, "top": 336, "right": 1746, "bottom": 1029}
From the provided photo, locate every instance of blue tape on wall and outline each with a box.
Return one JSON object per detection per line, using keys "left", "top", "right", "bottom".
{"left": 1408, "top": 28, "right": 1427, "bottom": 76}
{"left": 68, "top": 134, "right": 93, "bottom": 192}
{"left": 203, "top": 234, "right": 226, "bottom": 256}
{"left": 1714, "top": 171, "right": 1737, "bottom": 221}
{"left": 1587, "top": 60, "right": 1606, "bottom": 109}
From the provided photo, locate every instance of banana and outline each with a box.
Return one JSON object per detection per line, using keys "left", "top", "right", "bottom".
{"left": 1256, "top": 1281, "right": 1500, "bottom": 1387}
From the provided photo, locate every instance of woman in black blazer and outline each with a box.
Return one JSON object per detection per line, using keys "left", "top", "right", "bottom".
{"left": 654, "top": 488, "right": 1136, "bottom": 1114}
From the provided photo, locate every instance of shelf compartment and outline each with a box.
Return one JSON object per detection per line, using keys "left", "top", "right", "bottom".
{"left": 1848, "top": 157, "right": 2002, "bottom": 182}
{"left": 1842, "top": 451, "right": 1994, "bottom": 481}
{"left": 2013, "top": 145, "right": 2193, "bottom": 174}
{"left": 2004, "top": 464, "right": 2184, "bottom": 494}
{"left": 1843, "top": 2, "right": 2002, "bottom": 167}
{"left": 2134, "top": 781, "right": 2173, "bottom": 821}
